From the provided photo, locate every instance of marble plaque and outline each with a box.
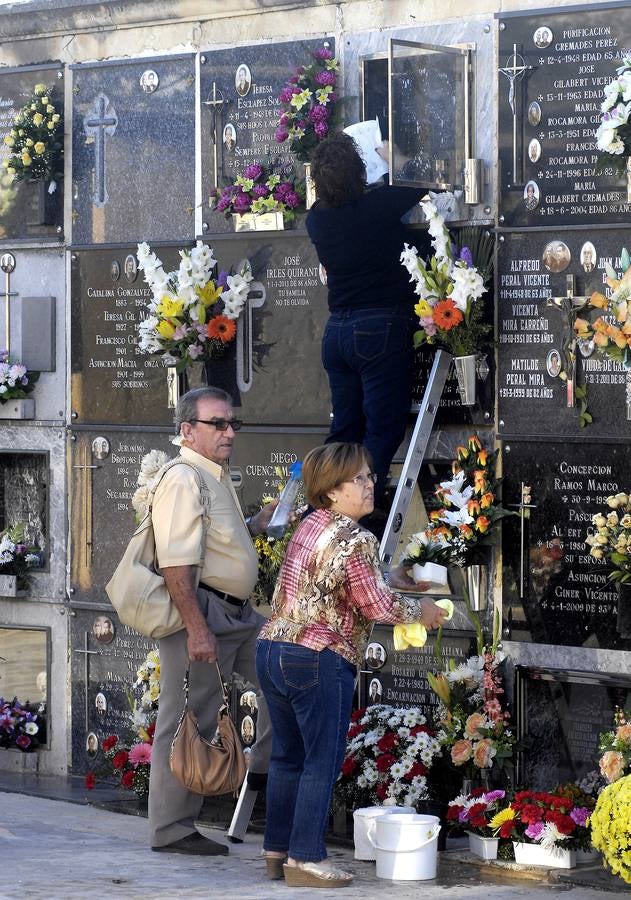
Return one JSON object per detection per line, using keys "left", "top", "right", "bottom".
{"left": 200, "top": 38, "right": 334, "bottom": 233}
{"left": 70, "top": 246, "right": 180, "bottom": 427}
{"left": 71, "top": 55, "right": 195, "bottom": 245}
{"left": 502, "top": 441, "right": 631, "bottom": 650}
{"left": 0, "top": 64, "right": 64, "bottom": 240}
{"left": 498, "top": 9, "right": 631, "bottom": 227}
{"left": 497, "top": 230, "right": 631, "bottom": 439}
{"left": 516, "top": 666, "right": 631, "bottom": 788}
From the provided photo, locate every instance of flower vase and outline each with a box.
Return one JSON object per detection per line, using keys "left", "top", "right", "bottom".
{"left": 304, "top": 163, "right": 316, "bottom": 209}
{"left": 166, "top": 361, "right": 208, "bottom": 409}
{"left": 0, "top": 399, "right": 35, "bottom": 420}
{"left": 453, "top": 354, "right": 477, "bottom": 406}
{"left": 616, "top": 582, "right": 631, "bottom": 639}
{"left": 463, "top": 564, "right": 488, "bottom": 612}
{"left": 0, "top": 575, "right": 19, "bottom": 596}
{"left": 467, "top": 832, "right": 498, "bottom": 860}
{"left": 232, "top": 211, "right": 284, "bottom": 232}
{"left": 626, "top": 157, "right": 631, "bottom": 204}
{"left": 512, "top": 841, "right": 576, "bottom": 869}
{"left": 412, "top": 561, "right": 448, "bottom": 586}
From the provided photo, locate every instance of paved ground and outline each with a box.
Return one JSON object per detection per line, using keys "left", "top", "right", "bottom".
{"left": 0, "top": 792, "right": 626, "bottom": 899}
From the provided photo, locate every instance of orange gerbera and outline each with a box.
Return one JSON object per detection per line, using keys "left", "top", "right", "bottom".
{"left": 208, "top": 315, "right": 236, "bottom": 343}
{"left": 433, "top": 299, "right": 463, "bottom": 330}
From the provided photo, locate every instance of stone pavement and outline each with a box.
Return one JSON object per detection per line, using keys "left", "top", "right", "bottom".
{"left": 0, "top": 792, "right": 626, "bottom": 899}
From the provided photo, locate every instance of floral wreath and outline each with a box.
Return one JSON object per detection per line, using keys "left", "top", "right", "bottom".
{"left": 215, "top": 162, "right": 304, "bottom": 221}
{"left": 3, "top": 83, "right": 63, "bottom": 186}
{"left": 0, "top": 350, "right": 39, "bottom": 403}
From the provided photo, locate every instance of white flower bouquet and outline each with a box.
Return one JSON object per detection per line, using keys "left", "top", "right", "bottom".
{"left": 596, "top": 56, "right": 631, "bottom": 172}
{"left": 399, "top": 530, "right": 451, "bottom": 585}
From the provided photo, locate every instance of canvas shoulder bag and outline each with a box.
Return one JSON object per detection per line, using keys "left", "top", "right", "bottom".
{"left": 105, "top": 458, "right": 211, "bottom": 640}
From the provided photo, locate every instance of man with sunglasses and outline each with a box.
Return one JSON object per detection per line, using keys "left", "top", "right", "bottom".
{"left": 149, "top": 386, "right": 275, "bottom": 856}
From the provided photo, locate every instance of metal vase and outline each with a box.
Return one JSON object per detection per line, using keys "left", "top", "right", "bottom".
{"left": 453, "top": 354, "right": 477, "bottom": 406}
{"left": 626, "top": 157, "right": 631, "bottom": 204}
{"left": 304, "top": 163, "right": 316, "bottom": 209}
{"left": 166, "top": 361, "right": 207, "bottom": 409}
{"left": 464, "top": 564, "right": 488, "bottom": 612}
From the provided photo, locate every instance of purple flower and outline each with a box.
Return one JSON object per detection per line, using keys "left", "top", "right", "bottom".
{"left": 217, "top": 270, "right": 229, "bottom": 287}
{"left": 243, "top": 163, "right": 263, "bottom": 181}
{"left": 309, "top": 104, "right": 330, "bottom": 122}
{"left": 274, "top": 182, "right": 293, "bottom": 200}
{"left": 458, "top": 809, "right": 471, "bottom": 823}
{"left": 279, "top": 87, "right": 293, "bottom": 103}
{"left": 327, "top": 92, "right": 338, "bottom": 103}
{"left": 314, "top": 47, "right": 333, "bottom": 60}
{"left": 314, "top": 121, "right": 329, "bottom": 138}
{"left": 284, "top": 191, "right": 300, "bottom": 209}
{"left": 459, "top": 246, "right": 473, "bottom": 267}
{"left": 232, "top": 191, "right": 252, "bottom": 213}
{"left": 252, "top": 184, "right": 269, "bottom": 198}
{"left": 524, "top": 822, "right": 545, "bottom": 840}
{"left": 570, "top": 807, "right": 590, "bottom": 827}
{"left": 216, "top": 194, "right": 231, "bottom": 212}
{"left": 315, "top": 70, "right": 337, "bottom": 87}
{"left": 483, "top": 790, "right": 506, "bottom": 803}
{"left": 275, "top": 127, "right": 289, "bottom": 143}
{"left": 279, "top": 113, "right": 290, "bottom": 127}
{"left": 16, "top": 734, "right": 31, "bottom": 749}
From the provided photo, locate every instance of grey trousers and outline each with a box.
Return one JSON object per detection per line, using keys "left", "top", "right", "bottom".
{"left": 148, "top": 588, "right": 272, "bottom": 848}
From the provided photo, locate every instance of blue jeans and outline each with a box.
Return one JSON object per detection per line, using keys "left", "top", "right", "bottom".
{"left": 322, "top": 307, "right": 415, "bottom": 501}
{"left": 255, "top": 640, "right": 356, "bottom": 862}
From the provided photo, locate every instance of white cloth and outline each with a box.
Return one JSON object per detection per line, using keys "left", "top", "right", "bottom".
{"left": 343, "top": 119, "right": 389, "bottom": 185}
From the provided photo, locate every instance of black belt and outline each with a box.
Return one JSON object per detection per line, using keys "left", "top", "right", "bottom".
{"left": 199, "top": 583, "right": 246, "bottom": 607}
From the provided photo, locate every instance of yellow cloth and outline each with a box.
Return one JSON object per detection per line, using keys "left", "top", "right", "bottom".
{"left": 152, "top": 446, "right": 258, "bottom": 599}
{"left": 392, "top": 599, "right": 454, "bottom": 650}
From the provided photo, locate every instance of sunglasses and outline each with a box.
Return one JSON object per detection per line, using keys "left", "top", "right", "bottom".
{"left": 189, "top": 417, "right": 244, "bottom": 432}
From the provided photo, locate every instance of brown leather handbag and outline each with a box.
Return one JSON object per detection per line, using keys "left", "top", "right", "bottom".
{"left": 169, "top": 662, "right": 247, "bottom": 796}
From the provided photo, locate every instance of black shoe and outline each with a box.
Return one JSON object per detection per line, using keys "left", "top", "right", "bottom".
{"left": 152, "top": 833, "right": 229, "bottom": 856}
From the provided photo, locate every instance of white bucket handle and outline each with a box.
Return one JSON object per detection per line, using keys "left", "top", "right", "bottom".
{"left": 373, "top": 823, "right": 441, "bottom": 854}
{"left": 366, "top": 818, "right": 378, "bottom": 848}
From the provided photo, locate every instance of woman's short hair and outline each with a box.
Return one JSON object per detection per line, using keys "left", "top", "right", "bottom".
{"left": 311, "top": 132, "right": 366, "bottom": 207}
{"left": 302, "top": 442, "right": 372, "bottom": 509}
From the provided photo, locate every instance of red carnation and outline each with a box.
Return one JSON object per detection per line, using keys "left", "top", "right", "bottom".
{"left": 410, "top": 725, "right": 431, "bottom": 736}
{"left": 121, "top": 770, "right": 135, "bottom": 789}
{"left": 341, "top": 756, "right": 358, "bottom": 777}
{"left": 468, "top": 803, "right": 487, "bottom": 818}
{"left": 146, "top": 722, "right": 156, "bottom": 742}
{"left": 404, "top": 761, "right": 427, "bottom": 780}
{"left": 347, "top": 724, "right": 363, "bottom": 740}
{"left": 375, "top": 753, "right": 396, "bottom": 772}
{"left": 84, "top": 772, "right": 96, "bottom": 790}
{"left": 112, "top": 750, "right": 129, "bottom": 769}
{"left": 102, "top": 735, "right": 118, "bottom": 752}
{"left": 377, "top": 733, "right": 397, "bottom": 753}
{"left": 469, "top": 814, "right": 488, "bottom": 829}
{"left": 447, "top": 805, "right": 462, "bottom": 821}
{"left": 376, "top": 782, "right": 389, "bottom": 801}
{"left": 470, "top": 787, "right": 486, "bottom": 798}
{"left": 499, "top": 821, "right": 514, "bottom": 839}
{"left": 520, "top": 804, "right": 543, "bottom": 824}
{"left": 351, "top": 708, "right": 365, "bottom": 722}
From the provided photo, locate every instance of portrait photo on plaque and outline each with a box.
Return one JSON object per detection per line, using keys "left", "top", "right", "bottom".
{"left": 580, "top": 241, "right": 597, "bottom": 273}
{"left": 95, "top": 692, "right": 107, "bottom": 717}
{"left": 533, "top": 26, "right": 553, "bottom": 49}
{"left": 239, "top": 690, "right": 257, "bottom": 713}
{"left": 110, "top": 260, "right": 120, "bottom": 282}
{"left": 140, "top": 69, "right": 159, "bottom": 93}
{"left": 91, "top": 436, "right": 110, "bottom": 460}
{"left": 223, "top": 123, "right": 237, "bottom": 152}
{"left": 368, "top": 678, "right": 383, "bottom": 704}
{"left": 546, "top": 348, "right": 562, "bottom": 378}
{"left": 124, "top": 253, "right": 138, "bottom": 283}
{"left": 365, "top": 641, "right": 386, "bottom": 670}
{"left": 578, "top": 338, "right": 595, "bottom": 358}
{"left": 528, "top": 139, "right": 541, "bottom": 163}
{"left": 92, "top": 615, "right": 115, "bottom": 644}
{"left": 86, "top": 732, "right": 99, "bottom": 757}
{"left": 528, "top": 101, "right": 542, "bottom": 127}
{"left": 241, "top": 714, "right": 255, "bottom": 745}
{"left": 235, "top": 64, "right": 252, "bottom": 98}
{"left": 542, "top": 240, "right": 571, "bottom": 274}
{"left": 523, "top": 180, "right": 540, "bottom": 211}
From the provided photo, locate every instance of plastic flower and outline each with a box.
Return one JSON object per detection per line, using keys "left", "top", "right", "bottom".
{"left": 208, "top": 315, "right": 237, "bottom": 343}
{"left": 128, "top": 742, "right": 152, "bottom": 767}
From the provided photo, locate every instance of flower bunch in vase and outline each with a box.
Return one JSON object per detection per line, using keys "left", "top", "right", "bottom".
{"left": 400, "top": 198, "right": 491, "bottom": 359}
{"left": 590, "top": 774, "right": 631, "bottom": 884}
{"left": 0, "top": 523, "right": 41, "bottom": 590}
{"left": 491, "top": 790, "right": 592, "bottom": 853}
{"left": 215, "top": 162, "right": 304, "bottom": 223}
{"left": 595, "top": 58, "right": 631, "bottom": 173}
{"left": 0, "top": 350, "right": 39, "bottom": 403}
{"left": 574, "top": 248, "right": 631, "bottom": 363}
{"left": 0, "top": 697, "right": 45, "bottom": 751}
{"left": 398, "top": 530, "right": 451, "bottom": 586}
{"left": 583, "top": 491, "right": 631, "bottom": 584}
{"left": 335, "top": 704, "right": 442, "bottom": 810}
{"left": 447, "top": 787, "right": 507, "bottom": 837}
{"left": 598, "top": 707, "right": 631, "bottom": 784}
{"left": 3, "top": 82, "right": 63, "bottom": 185}
{"left": 275, "top": 45, "right": 341, "bottom": 162}
{"left": 136, "top": 240, "right": 253, "bottom": 373}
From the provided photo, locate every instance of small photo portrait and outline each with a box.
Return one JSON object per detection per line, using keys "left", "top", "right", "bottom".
{"left": 528, "top": 101, "right": 542, "bottom": 127}
{"left": 95, "top": 692, "right": 107, "bottom": 716}
{"left": 546, "top": 348, "right": 562, "bottom": 378}
{"left": 542, "top": 240, "right": 571, "bottom": 274}
{"left": 91, "top": 436, "right": 110, "bottom": 461}
{"left": 239, "top": 690, "right": 257, "bottom": 714}
{"left": 86, "top": 732, "right": 99, "bottom": 757}
{"left": 365, "top": 642, "right": 386, "bottom": 670}
{"left": 140, "top": 69, "right": 159, "bottom": 94}
{"left": 368, "top": 677, "right": 383, "bottom": 704}
{"left": 523, "top": 180, "right": 540, "bottom": 211}
{"left": 235, "top": 64, "right": 252, "bottom": 98}
{"left": 578, "top": 338, "right": 595, "bottom": 358}
{"left": 533, "top": 25, "right": 553, "bottom": 49}
{"left": 124, "top": 254, "right": 138, "bottom": 283}
{"left": 528, "top": 138, "right": 541, "bottom": 164}
{"left": 580, "top": 241, "right": 597, "bottom": 273}
{"left": 110, "top": 260, "right": 120, "bottom": 282}
{"left": 92, "top": 615, "right": 116, "bottom": 645}
{"left": 241, "top": 714, "right": 255, "bottom": 746}
{"left": 223, "top": 123, "right": 237, "bottom": 152}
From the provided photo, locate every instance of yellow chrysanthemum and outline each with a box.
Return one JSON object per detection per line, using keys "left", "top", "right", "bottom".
{"left": 196, "top": 280, "right": 223, "bottom": 307}
{"left": 489, "top": 807, "right": 516, "bottom": 830}
{"left": 156, "top": 319, "right": 176, "bottom": 339}
{"left": 157, "top": 296, "right": 184, "bottom": 318}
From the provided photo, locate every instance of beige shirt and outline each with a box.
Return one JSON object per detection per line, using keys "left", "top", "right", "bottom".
{"left": 152, "top": 446, "right": 259, "bottom": 599}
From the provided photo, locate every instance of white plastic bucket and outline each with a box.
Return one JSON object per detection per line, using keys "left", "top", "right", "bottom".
{"left": 373, "top": 814, "right": 441, "bottom": 880}
{"left": 353, "top": 806, "right": 415, "bottom": 860}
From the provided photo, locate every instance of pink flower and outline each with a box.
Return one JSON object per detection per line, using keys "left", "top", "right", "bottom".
{"left": 464, "top": 712, "right": 486, "bottom": 740}
{"left": 473, "top": 738, "right": 496, "bottom": 769}
{"left": 570, "top": 807, "right": 590, "bottom": 827}
{"left": 525, "top": 821, "right": 544, "bottom": 840}
{"left": 599, "top": 750, "right": 625, "bottom": 782}
{"left": 128, "top": 742, "right": 152, "bottom": 767}
{"left": 451, "top": 739, "right": 473, "bottom": 766}
{"left": 616, "top": 724, "right": 631, "bottom": 743}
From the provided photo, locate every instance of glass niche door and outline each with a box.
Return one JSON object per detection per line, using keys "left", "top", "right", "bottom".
{"left": 361, "top": 40, "right": 473, "bottom": 192}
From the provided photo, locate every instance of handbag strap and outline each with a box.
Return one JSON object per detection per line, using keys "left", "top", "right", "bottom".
{"left": 182, "top": 660, "right": 230, "bottom": 711}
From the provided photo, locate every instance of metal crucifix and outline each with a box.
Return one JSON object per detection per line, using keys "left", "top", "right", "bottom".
{"left": 498, "top": 44, "right": 533, "bottom": 185}
{"left": 84, "top": 94, "right": 118, "bottom": 207}
{"left": 546, "top": 274, "right": 591, "bottom": 407}
{"left": 202, "top": 82, "right": 227, "bottom": 192}
{"left": 0, "top": 252, "right": 17, "bottom": 355}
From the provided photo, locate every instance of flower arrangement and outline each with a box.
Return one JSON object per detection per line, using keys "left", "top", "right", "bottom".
{"left": 598, "top": 707, "right": 631, "bottom": 784}
{"left": 399, "top": 530, "right": 452, "bottom": 573}
{"left": 401, "top": 199, "right": 492, "bottom": 357}
{"left": 250, "top": 473, "right": 301, "bottom": 607}
{"left": 131, "top": 449, "right": 171, "bottom": 522}
{"left": 595, "top": 57, "right": 631, "bottom": 173}
{"left": 85, "top": 649, "right": 160, "bottom": 797}
{"left": 0, "top": 697, "right": 44, "bottom": 751}
{"left": 275, "top": 45, "right": 341, "bottom": 162}
{"left": 136, "top": 240, "right": 253, "bottom": 373}
{"left": 584, "top": 491, "right": 631, "bottom": 585}
{"left": 575, "top": 248, "right": 631, "bottom": 364}
{"left": 3, "top": 83, "right": 63, "bottom": 185}
{"left": 0, "top": 523, "right": 41, "bottom": 590}
{"left": 335, "top": 704, "right": 442, "bottom": 810}
{"left": 447, "top": 787, "right": 507, "bottom": 836}
{"left": 490, "top": 789, "right": 592, "bottom": 852}
{"left": 423, "top": 435, "right": 513, "bottom": 567}
{"left": 590, "top": 774, "right": 631, "bottom": 884}
{"left": 215, "top": 163, "right": 304, "bottom": 222}
{"left": 0, "top": 350, "right": 39, "bottom": 403}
